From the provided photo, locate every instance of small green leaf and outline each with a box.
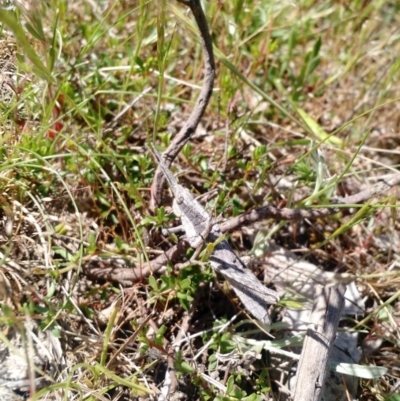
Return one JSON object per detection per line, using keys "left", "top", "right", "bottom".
{"left": 377, "top": 305, "right": 392, "bottom": 321}
{"left": 88, "top": 231, "right": 97, "bottom": 251}
{"left": 199, "top": 158, "right": 207, "bottom": 171}
{"left": 226, "top": 376, "right": 235, "bottom": 394}
{"left": 312, "top": 37, "right": 322, "bottom": 58}
{"left": 96, "top": 191, "right": 111, "bottom": 207}
{"left": 295, "top": 106, "right": 343, "bottom": 147}
{"left": 155, "top": 325, "right": 167, "bottom": 347}
{"left": 54, "top": 223, "right": 67, "bottom": 234}
{"left": 179, "top": 361, "right": 195, "bottom": 374}
{"left": 179, "top": 278, "right": 192, "bottom": 290}
{"left": 52, "top": 247, "right": 73, "bottom": 261}
{"left": 148, "top": 275, "right": 158, "bottom": 291}
{"left": 278, "top": 299, "right": 304, "bottom": 309}
{"left": 46, "top": 281, "right": 56, "bottom": 298}
{"left": 177, "top": 293, "right": 194, "bottom": 302}
{"left": 253, "top": 145, "right": 267, "bottom": 160}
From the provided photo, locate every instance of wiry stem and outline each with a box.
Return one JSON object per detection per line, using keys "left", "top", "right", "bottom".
{"left": 87, "top": 173, "right": 400, "bottom": 285}
{"left": 150, "top": 0, "right": 215, "bottom": 209}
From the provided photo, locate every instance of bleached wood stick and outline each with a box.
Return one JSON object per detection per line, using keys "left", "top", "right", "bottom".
{"left": 293, "top": 284, "right": 346, "bottom": 401}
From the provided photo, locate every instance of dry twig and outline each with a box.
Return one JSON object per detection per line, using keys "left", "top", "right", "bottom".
{"left": 150, "top": 0, "right": 215, "bottom": 209}
{"left": 86, "top": 172, "right": 400, "bottom": 285}
{"left": 221, "top": 173, "right": 400, "bottom": 232}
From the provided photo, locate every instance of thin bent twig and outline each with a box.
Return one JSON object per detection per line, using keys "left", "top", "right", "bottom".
{"left": 86, "top": 173, "right": 400, "bottom": 285}
{"left": 150, "top": 0, "right": 215, "bottom": 209}
{"left": 220, "top": 173, "right": 400, "bottom": 232}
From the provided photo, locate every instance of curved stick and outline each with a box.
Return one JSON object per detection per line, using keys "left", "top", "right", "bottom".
{"left": 151, "top": 0, "right": 215, "bottom": 209}
{"left": 221, "top": 173, "right": 400, "bottom": 232}
{"left": 88, "top": 173, "right": 400, "bottom": 284}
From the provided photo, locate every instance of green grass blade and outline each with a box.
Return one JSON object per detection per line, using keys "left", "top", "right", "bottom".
{"left": 0, "top": 10, "right": 52, "bottom": 81}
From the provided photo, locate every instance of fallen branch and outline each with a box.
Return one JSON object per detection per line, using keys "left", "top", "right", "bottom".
{"left": 86, "top": 172, "right": 400, "bottom": 285}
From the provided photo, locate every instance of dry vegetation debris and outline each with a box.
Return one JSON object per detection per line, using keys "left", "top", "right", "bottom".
{"left": 0, "top": 0, "right": 399, "bottom": 400}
